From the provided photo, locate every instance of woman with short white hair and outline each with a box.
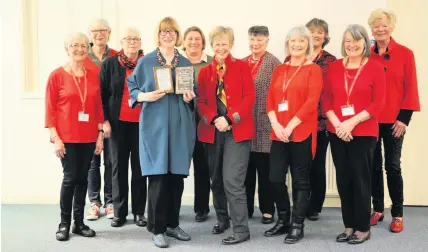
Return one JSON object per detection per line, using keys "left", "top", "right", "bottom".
{"left": 45, "top": 32, "right": 104, "bottom": 241}
{"left": 323, "top": 24, "right": 386, "bottom": 244}
{"left": 84, "top": 18, "right": 117, "bottom": 221}
{"left": 367, "top": 9, "right": 421, "bottom": 233}
{"left": 265, "top": 25, "right": 323, "bottom": 244}
{"left": 100, "top": 28, "right": 147, "bottom": 228}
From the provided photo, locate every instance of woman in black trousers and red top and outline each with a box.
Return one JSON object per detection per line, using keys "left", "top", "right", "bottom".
{"left": 367, "top": 9, "right": 421, "bottom": 233}
{"left": 305, "top": 18, "right": 337, "bottom": 221}
{"left": 45, "top": 32, "right": 104, "bottom": 241}
{"left": 323, "top": 24, "right": 386, "bottom": 244}
{"left": 100, "top": 28, "right": 148, "bottom": 228}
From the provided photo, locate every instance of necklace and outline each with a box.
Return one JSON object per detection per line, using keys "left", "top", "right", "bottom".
{"left": 156, "top": 47, "right": 179, "bottom": 69}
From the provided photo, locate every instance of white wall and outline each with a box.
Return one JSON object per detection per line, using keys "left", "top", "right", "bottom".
{"left": 10, "top": 0, "right": 428, "bottom": 207}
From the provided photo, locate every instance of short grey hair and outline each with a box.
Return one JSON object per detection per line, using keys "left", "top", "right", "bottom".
{"left": 341, "top": 24, "right": 371, "bottom": 58}
{"left": 284, "top": 25, "right": 313, "bottom": 59}
{"left": 64, "top": 32, "right": 90, "bottom": 50}
{"left": 89, "top": 18, "right": 112, "bottom": 31}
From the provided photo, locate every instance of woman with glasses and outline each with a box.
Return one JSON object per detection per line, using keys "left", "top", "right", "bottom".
{"left": 100, "top": 28, "right": 147, "bottom": 228}
{"left": 45, "top": 32, "right": 104, "bottom": 241}
{"left": 84, "top": 18, "right": 117, "bottom": 221}
{"left": 127, "top": 17, "right": 196, "bottom": 248}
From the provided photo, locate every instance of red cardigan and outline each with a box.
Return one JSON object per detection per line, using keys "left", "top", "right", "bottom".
{"left": 370, "top": 37, "right": 420, "bottom": 123}
{"left": 197, "top": 55, "right": 255, "bottom": 143}
{"left": 323, "top": 59, "right": 386, "bottom": 137}
{"left": 266, "top": 63, "right": 323, "bottom": 157}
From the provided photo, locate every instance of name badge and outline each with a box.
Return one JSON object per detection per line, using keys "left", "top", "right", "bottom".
{"left": 78, "top": 111, "right": 89, "bottom": 122}
{"left": 341, "top": 105, "right": 355, "bottom": 116}
{"left": 278, "top": 101, "right": 289, "bottom": 112}
{"left": 128, "top": 99, "right": 132, "bottom": 108}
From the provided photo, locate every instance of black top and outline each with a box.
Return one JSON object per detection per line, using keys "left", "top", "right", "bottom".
{"left": 99, "top": 55, "right": 127, "bottom": 129}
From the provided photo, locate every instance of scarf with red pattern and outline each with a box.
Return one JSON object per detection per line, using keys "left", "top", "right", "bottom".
{"left": 118, "top": 49, "right": 144, "bottom": 70}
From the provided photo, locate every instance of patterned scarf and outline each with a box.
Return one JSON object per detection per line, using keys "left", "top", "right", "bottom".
{"left": 118, "top": 49, "right": 144, "bottom": 70}
{"left": 216, "top": 63, "right": 227, "bottom": 106}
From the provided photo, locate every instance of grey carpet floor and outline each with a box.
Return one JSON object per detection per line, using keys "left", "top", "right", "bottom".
{"left": 2, "top": 205, "right": 428, "bottom": 252}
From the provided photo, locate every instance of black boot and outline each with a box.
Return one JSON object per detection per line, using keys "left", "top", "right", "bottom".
{"left": 72, "top": 221, "right": 96, "bottom": 237}
{"left": 56, "top": 223, "right": 70, "bottom": 241}
{"left": 264, "top": 211, "right": 290, "bottom": 237}
{"left": 284, "top": 223, "right": 304, "bottom": 244}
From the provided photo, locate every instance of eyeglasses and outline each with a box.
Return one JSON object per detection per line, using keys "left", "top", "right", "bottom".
{"left": 122, "top": 37, "right": 141, "bottom": 43}
{"left": 69, "top": 44, "right": 88, "bottom": 49}
{"left": 159, "top": 30, "right": 177, "bottom": 37}
{"left": 91, "top": 29, "right": 109, "bottom": 34}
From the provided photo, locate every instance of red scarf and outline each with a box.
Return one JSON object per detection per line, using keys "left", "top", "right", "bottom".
{"left": 118, "top": 49, "right": 144, "bottom": 70}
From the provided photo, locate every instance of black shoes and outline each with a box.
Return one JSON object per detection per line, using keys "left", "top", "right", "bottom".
{"left": 111, "top": 217, "right": 127, "bottom": 227}
{"left": 71, "top": 222, "right": 96, "bottom": 237}
{"left": 195, "top": 211, "right": 208, "bottom": 222}
{"left": 348, "top": 232, "right": 371, "bottom": 244}
{"left": 261, "top": 215, "right": 274, "bottom": 224}
{"left": 212, "top": 222, "right": 230, "bottom": 234}
{"left": 56, "top": 223, "right": 70, "bottom": 241}
{"left": 264, "top": 219, "right": 290, "bottom": 237}
{"left": 336, "top": 232, "right": 352, "bottom": 242}
{"left": 221, "top": 234, "right": 250, "bottom": 245}
{"left": 284, "top": 223, "right": 304, "bottom": 244}
{"left": 134, "top": 215, "right": 147, "bottom": 227}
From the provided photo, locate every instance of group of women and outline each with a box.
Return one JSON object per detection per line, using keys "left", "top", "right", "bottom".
{"left": 45, "top": 8, "right": 420, "bottom": 249}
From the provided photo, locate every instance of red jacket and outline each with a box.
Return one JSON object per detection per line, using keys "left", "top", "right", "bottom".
{"left": 370, "top": 37, "right": 420, "bottom": 123}
{"left": 197, "top": 55, "right": 255, "bottom": 143}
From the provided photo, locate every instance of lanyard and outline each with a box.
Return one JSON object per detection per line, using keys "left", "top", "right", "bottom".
{"left": 70, "top": 66, "right": 88, "bottom": 111}
{"left": 247, "top": 52, "right": 265, "bottom": 80}
{"left": 282, "top": 59, "right": 306, "bottom": 101}
{"left": 344, "top": 57, "right": 365, "bottom": 105}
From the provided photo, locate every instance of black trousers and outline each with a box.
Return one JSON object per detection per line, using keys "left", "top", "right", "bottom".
{"left": 87, "top": 139, "right": 112, "bottom": 206}
{"left": 245, "top": 152, "right": 275, "bottom": 216}
{"left": 330, "top": 134, "right": 376, "bottom": 232}
{"left": 147, "top": 174, "right": 184, "bottom": 234}
{"left": 60, "top": 143, "right": 95, "bottom": 224}
{"left": 193, "top": 138, "right": 210, "bottom": 214}
{"left": 110, "top": 121, "right": 147, "bottom": 218}
{"left": 372, "top": 123, "right": 405, "bottom": 217}
{"left": 307, "top": 130, "right": 330, "bottom": 214}
{"left": 269, "top": 136, "right": 312, "bottom": 224}
{"left": 205, "top": 131, "right": 251, "bottom": 236}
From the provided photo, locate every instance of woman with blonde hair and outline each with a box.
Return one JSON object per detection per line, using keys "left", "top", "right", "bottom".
{"left": 127, "top": 17, "right": 196, "bottom": 248}
{"left": 197, "top": 26, "right": 255, "bottom": 245}
{"left": 368, "top": 9, "right": 420, "bottom": 233}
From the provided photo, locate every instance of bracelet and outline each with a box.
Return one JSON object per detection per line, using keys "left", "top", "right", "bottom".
{"left": 270, "top": 120, "right": 278, "bottom": 125}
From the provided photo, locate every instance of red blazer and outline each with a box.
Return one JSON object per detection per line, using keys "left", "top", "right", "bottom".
{"left": 370, "top": 37, "right": 420, "bottom": 124}
{"left": 197, "top": 55, "right": 255, "bottom": 143}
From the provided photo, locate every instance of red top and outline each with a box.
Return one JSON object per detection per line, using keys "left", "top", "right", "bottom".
{"left": 197, "top": 54, "right": 255, "bottom": 143}
{"left": 45, "top": 67, "right": 104, "bottom": 143}
{"left": 322, "top": 59, "right": 386, "bottom": 137}
{"left": 266, "top": 63, "right": 323, "bottom": 156}
{"left": 83, "top": 49, "right": 117, "bottom": 75}
{"left": 370, "top": 37, "right": 420, "bottom": 123}
{"left": 119, "top": 68, "right": 142, "bottom": 122}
